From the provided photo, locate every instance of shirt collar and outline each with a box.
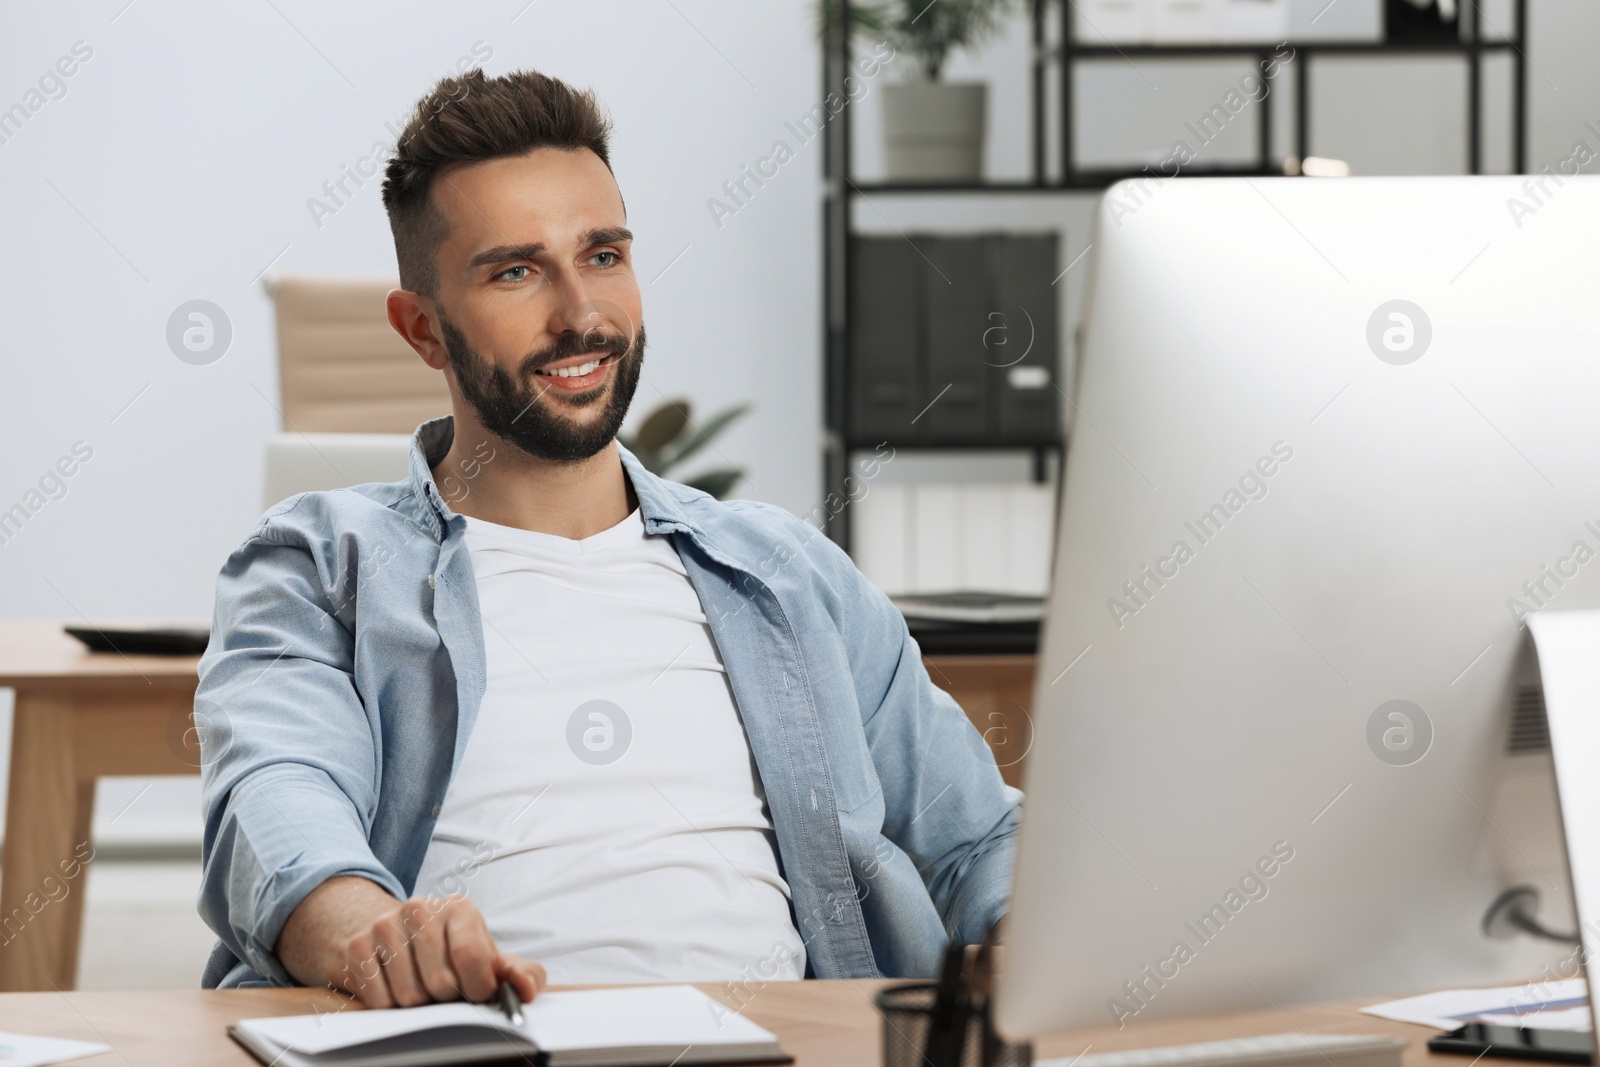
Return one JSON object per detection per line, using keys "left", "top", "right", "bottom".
{"left": 404, "top": 415, "right": 706, "bottom": 542}
{"left": 405, "top": 415, "right": 457, "bottom": 539}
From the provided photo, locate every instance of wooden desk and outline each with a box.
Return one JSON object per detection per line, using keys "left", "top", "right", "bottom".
{"left": 924, "top": 654, "right": 1037, "bottom": 789}
{"left": 0, "top": 622, "right": 202, "bottom": 992}
{"left": 0, "top": 981, "right": 1451, "bottom": 1066}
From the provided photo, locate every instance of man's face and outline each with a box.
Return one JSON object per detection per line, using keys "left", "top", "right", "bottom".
{"left": 429, "top": 146, "right": 644, "bottom": 462}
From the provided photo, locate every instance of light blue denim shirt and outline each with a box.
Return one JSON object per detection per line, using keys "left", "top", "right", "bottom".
{"left": 196, "top": 416, "right": 1022, "bottom": 988}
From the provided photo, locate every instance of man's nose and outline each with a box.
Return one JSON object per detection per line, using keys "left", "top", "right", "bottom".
{"left": 544, "top": 267, "right": 599, "bottom": 338}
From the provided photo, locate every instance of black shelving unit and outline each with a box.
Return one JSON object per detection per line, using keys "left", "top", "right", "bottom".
{"left": 821, "top": 0, "right": 1528, "bottom": 549}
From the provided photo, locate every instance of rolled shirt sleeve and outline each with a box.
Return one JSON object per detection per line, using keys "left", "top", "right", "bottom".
{"left": 196, "top": 501, "right": 406, "bottom": 984}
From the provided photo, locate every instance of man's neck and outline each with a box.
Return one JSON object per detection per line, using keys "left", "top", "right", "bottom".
{"left": 432, "top": 415, "right": 636, "bottom": 540}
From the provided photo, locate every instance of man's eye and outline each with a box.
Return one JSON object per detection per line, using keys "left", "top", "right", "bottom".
{"left": 497, "top": 265, "right": 530, "bottom": 281}
{"left": 592, "top": 251, "right": 619, "bottom": 267}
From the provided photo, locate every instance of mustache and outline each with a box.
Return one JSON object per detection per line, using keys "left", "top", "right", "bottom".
{"left": 520, "top": 327, "right": 634, "bottom": 377}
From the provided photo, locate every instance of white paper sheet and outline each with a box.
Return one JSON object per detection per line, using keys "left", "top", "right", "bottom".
{"left": 1361, "top": 979, "right": 1590, "bottom": 1032}
{"left": 0, "top": 1030, "right": 111, "bottom": 1067}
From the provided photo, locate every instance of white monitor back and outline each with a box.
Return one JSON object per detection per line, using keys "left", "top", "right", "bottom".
{"left": 997, "top": 176, "right": 1600, "bottom": 1039}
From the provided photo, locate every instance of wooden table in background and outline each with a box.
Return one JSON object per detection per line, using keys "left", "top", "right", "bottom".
{"left": 0, "top": 622, "right": 202, "bottom": 992}
{"left": 0, "top": 980, "right": 1455, "bottom": 1067}
{"left": 924, "top": 654, "right": 1037, "bottom": 789}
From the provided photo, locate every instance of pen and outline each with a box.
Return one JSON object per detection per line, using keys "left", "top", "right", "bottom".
{"left": 923, "top": 941, "right": 968, "bottom": 1067}
{"left": 495, "top": 980, "right": 524, "bottom": 1026}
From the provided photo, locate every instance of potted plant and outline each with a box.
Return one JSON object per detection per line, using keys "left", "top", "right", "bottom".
{"left": 821, "top": 0, "right": 1024, "bottom": 182}
{"left": 617, "top": 398, "right": 751, "bottom": 500}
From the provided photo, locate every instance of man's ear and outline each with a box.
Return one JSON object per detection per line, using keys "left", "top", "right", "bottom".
{"left": 386, "top": 289, "right": 449, "bottom": 370}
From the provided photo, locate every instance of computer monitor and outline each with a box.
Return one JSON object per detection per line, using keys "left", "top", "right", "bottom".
{"left": 996, "top": 176, "right": 1600, "bottom": 1040}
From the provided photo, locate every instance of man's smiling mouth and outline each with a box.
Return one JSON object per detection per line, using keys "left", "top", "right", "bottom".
{"left": 535, "top": 352, "right": 621, "bottom": 379}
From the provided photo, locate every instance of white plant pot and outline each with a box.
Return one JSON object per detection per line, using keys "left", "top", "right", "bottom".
{"left": 882, "top": 82, "right": 987, "bottom": 183}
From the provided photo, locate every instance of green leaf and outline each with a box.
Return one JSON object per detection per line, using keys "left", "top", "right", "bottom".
{"left": 634, "top": 400, "right": 692, "bottom": 452}
{"left": 684, "top": 467, "right": 746, "bottom": 500}
{"left": 660, "top": 403, "right": 752, "bottom": 473}
{"left": 617, "top": 434, "right": 658, "bottom": 473}
{"left": 818, "top": 0, "right": 1025, "bottom": 79}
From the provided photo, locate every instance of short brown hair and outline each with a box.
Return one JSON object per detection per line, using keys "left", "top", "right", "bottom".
{"left": 381, "top": 69, "right": 614, "bottom": 298}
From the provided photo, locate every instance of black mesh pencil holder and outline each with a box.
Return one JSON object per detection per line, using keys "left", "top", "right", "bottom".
{"left": 875, "top": 981, "right": 1033, "bottom": 1067}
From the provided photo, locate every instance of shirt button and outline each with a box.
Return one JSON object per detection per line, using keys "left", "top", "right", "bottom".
{"left": 431, "top": 802, "right": 441, "bottom": 817}
{"left": 427, "top": 574, "right": 436, "bottom": 590}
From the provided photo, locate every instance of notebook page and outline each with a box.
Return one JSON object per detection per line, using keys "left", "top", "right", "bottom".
{"left": 525, "top": 986, "right": 777, "bottom": 1053}
{"left": 238, "top": 1002, "right": 518, "bottom": 1055}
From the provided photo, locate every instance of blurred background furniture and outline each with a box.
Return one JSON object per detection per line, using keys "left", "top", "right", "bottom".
{"left": 269, "top": 274, "right": 449, "bottom": 434}
{"left": 820, "top": 0, "right": 1529, "bottom": 670}
{"left": 261, "top": 433, "right": 412, "bottom": 511}
{"left": 923, "top": 653, "right": 1035, "bottom": 789}
{"left": 261, "top": 275, "right": 442, "bottom": 510}
{"left": 0, "top": 623, "right": 202, "bottom": 991}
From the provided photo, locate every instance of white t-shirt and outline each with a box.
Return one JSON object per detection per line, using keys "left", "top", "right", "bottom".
{"left": 413, "top": 506, "right": 806, "bottom": 985}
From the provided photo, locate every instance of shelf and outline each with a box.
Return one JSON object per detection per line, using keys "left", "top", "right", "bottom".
{"left": 847, "top": 180, "right": 1081, "bottom": 195}
{"left": 843, "top": 439, "right": 1063, "bottom": 451}
{"left": 846, "top": 164, "right": 1286, "bottom": 196}
{"left": 1063, "top": 37, "right": 1519, "bottom": 57}
{"left": 819, "top": 0, "right": 1527, "bottom": 550}
{"left": 1070, "top": 163, "right": 1284, "bottom": 183}
{"left": 906, "top": 619, "right": 1040, "bottom": 656}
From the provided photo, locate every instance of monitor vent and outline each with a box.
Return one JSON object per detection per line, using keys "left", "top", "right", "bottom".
{"left": 1507, "top": 686, "right": 1551, "bottom": 754}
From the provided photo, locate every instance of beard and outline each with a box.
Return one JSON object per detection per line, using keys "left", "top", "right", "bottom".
{"left": 439, "top": 310, "right": 645, "bottom": 463}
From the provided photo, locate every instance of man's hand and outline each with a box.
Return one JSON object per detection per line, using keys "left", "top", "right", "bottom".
{"left": 335, "top": 894, "right": 546, "bottom": 1009}
{"left": 277, "top": 876, "right": 547, "bottom": 1008}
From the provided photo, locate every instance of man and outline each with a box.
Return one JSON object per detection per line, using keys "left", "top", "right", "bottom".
{"left": 196, "top": 68, "right": 1021, "bottom": 1008}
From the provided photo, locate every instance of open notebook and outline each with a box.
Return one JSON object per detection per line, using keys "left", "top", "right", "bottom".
{"left": 229, "top": 985, "right": 790, "bottom": 1067}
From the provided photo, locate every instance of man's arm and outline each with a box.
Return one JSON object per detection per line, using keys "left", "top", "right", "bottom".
{"left": 859, "top": 623, "right": 1022, "bottom": 945}
{"left": 197, "top": 502, "right": 541, "bottom": 1002}
{"left": 792, "top": 514, "right": 1023, "bottom": 945}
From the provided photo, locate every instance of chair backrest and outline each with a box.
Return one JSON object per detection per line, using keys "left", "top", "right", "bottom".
{"left": 261, "top": 433, "right": 414, "bottom": 511}
{"left": 270, "top": 274, "right": 450, "bottom": 433}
